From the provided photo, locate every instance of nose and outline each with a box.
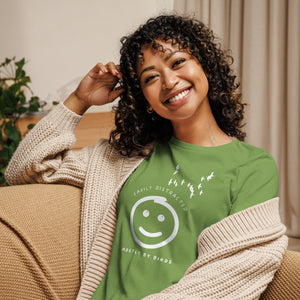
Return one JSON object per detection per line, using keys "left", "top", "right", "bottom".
{"left": 162, "top": 69, "right": 179, "bottom": 90}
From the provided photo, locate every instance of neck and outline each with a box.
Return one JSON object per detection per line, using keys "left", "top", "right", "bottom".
{"left": 171, "top": 101, "right": 232, "bottom": 147}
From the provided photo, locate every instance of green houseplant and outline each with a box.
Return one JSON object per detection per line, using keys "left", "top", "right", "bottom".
{"left": 0, "top": 57, "right": 41, "bottom": 185}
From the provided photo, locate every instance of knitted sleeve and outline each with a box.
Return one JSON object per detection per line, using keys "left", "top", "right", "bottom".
{"left": 143, "top": 198, "right": 288, "bottom": 300}
{"left": 5, "top": 103, "right": 93, "bottom": 187}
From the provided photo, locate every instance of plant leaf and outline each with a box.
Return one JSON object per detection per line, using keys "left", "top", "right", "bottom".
{"left": 4, "top": 122, "right": 21, "bottom": 143}
{"left": 9, "top": 83, "right": 22, "bottom": 95}
{"left": 0, "top": 171, "right": 5, "bottom": 185}
{"left": 4, "top": 58, "right": 12, "bottom": 66}
{"left": 0, "top": 57, "right": 14, "bottom": 68}
{"left": 15, "top": 58, "right": 25, "bottom": 70}
{"left": 28, "top": 96, "right": 40, "bottom": 112}
{"left": 0, "top": 146, "right": 14, "bottom": 165}
{"left": 18, "top": 106, "right": 28, "bottom": 115}
{"left": 16, "top": 68, "right": 26, "bottom": 79}
{"left": 17, "top": 91, "right": 26, "bottom": 103}
{"left": 3, "top": 90, "right": 17, "bottom": 107}
{"left": 27, "top": 123, "right": 35, "bottom": 130}
{"left": 20, "top": 76, "right": 31, "bottom": 85}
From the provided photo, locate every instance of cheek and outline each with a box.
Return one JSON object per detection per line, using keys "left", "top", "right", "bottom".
{"left": 190, "top": 67, "right": 209, "bottom": 92}
{"left": 190, "top": 65, "right": 207, "bottom": 80}
{"left": 141, "top": 85, "right": 160, "bottom": 105}
{"left": 200, "top": 75, "right": 209, "bottom": 92}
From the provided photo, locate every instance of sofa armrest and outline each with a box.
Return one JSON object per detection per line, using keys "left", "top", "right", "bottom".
{"left": 260, "top": 249, "right": 300, "bottom": 299}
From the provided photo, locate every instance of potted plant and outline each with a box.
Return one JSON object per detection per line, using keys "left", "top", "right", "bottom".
{"left": 0, "top": 57, "right": 41, "bottom": 185}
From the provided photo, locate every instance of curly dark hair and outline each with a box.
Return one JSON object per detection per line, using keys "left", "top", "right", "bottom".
{"left": 109, "top": 14, "right": 246, "bottom": 156}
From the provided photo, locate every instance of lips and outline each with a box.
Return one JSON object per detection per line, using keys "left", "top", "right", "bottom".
{"left": 163, "top": 87, "right": 191, "bottom": 104}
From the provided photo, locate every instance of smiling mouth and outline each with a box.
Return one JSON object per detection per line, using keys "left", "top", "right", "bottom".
{"left": 139, "top": 226, "right": 162, "bottom": 237}
{"left": 163, "top": 87, "right": 191, "bottom": 104}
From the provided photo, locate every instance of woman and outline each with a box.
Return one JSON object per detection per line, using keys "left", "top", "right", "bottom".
{"left": 5, "top": 15, "right": 287, "bottom": 299}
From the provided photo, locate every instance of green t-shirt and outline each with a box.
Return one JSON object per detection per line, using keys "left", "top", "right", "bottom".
{"left": 91, "top": 138, "right": 278, "bottom": 299}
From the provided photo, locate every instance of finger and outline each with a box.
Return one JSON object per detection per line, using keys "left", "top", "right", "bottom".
{"left": 106, "top": 62, "right": 122, "bottom": 78}
{"left": 106, "top": 62, "right": 118, "bottom": 75}
{"left": 116, "top": 65, "right": 122, "bottom": 79}
{"left": 89, "top": 63, "right": 109, "bottom": 78}
{"left": 99, "top": 63, "right": 108, "bottom": 73}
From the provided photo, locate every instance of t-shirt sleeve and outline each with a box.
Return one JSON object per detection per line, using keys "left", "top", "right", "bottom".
{"left": 229, "top": 150, "right": 279, "bottom": 215}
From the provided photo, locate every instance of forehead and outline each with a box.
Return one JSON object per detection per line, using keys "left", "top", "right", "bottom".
{"left": 139, "top": 40, "right": 182, "bottom": 62}
{"left": 136, "top": 40, "right": 187, "bottom": 75}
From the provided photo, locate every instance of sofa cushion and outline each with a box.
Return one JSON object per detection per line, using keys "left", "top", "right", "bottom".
{"left": 0, "top": 184, "right": 82, "bottom": 299}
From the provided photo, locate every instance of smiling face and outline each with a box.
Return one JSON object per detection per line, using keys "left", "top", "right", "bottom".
{"left": 136, "top": 40, "right": 210, "bottom": 125}
{"left": 130, "top": 196, "right": 179, "bottom": 249}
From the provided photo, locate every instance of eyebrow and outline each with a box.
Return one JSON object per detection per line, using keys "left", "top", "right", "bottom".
{"left": 139, "top": 66, "right": 155, "bottom": 78}
{"left": 164, "top": 50, "right": 180, "bottom": 61}
{"left": 139, "top": 50, "right": 181, "bottom": 78}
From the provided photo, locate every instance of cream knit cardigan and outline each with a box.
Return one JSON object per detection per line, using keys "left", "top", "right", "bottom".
{"left": 6, "top": 104, "right": 288, "bottom": 300}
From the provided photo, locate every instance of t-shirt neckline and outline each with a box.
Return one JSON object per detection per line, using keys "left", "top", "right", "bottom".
{"left": 169, "top": 136, "right": 239, "bottom": 151}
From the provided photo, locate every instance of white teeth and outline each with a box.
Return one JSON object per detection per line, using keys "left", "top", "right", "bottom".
{"left": 166, "top": 89, "right": 189, "bottom": 103}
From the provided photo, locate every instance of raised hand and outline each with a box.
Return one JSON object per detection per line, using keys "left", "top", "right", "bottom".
{"left": 64, "top": 62, "right": 124, "bottom": 115}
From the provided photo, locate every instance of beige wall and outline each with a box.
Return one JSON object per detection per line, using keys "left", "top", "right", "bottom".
{"left": 0, "top": 0, "right": 174, "bottom": 112}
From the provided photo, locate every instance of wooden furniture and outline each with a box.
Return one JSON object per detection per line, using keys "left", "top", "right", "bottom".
{"left": 17, "top": 111, "right": 115, "bottom": 150}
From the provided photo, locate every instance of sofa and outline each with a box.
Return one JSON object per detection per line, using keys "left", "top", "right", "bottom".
{"left": 0, "top": 183, "right": 299, "bottom": 299}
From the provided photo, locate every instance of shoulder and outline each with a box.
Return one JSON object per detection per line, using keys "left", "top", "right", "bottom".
{"left": 234, "top": 140, "right": 273, "bottom": 159}
{"left": 234, "top": 141, "right": 277, "bottom": 171}
{"left": 234, "top": 141, "right": 278, "bottom": 186}
{"left": 229, "top": 141, "right": 279, "bottom": 213}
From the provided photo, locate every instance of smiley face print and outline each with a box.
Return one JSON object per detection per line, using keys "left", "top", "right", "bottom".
{"left": 130, "top": 196, "right": 179, "bottom": 249}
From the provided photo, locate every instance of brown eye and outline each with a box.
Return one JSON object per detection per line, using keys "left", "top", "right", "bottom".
{"left": 144, "top": 75, "right": 158, "bottom": 84}
{"left": 172, "top": 58, "right": 186, "bottom": 68}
